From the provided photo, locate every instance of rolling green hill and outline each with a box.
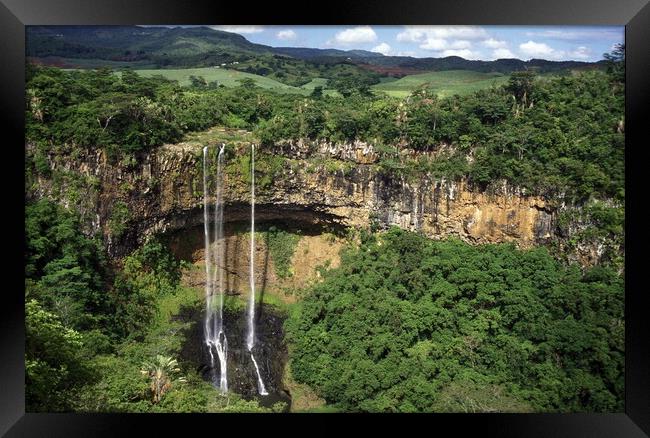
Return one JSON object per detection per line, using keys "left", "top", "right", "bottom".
{"left": 132, "top": 67, "right": 298, "bottom": 90}
{"left": 26, "top": 26, "right": 382, "bottom": 88}
{"left": 371, "top": 70, "right": 510, "bottom": 98}
{"left": 27, "top": 26, "right": 604, "bottom": 90}
{"left": 127, "top": 67, "right": 507, "bottom": 98}
{"left": 130, "top": 67, "right": 341, "bottom": 96}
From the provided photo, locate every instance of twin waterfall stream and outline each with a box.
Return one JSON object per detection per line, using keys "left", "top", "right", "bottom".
{"left": 202, "top": 144, "right": 267, "bottom": 396}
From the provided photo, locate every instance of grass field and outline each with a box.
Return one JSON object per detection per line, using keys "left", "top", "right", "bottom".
{"left": 133, "top": 67, "right": 301, "bottom": 90}
{"left": 371, "top": 70, "right": 510, "bottom": 98}
{"left": 62, "top": 62, "right": 508, "bottom": 99}
{"left": 132, "top": 67, "right": 341, "bottom": 96}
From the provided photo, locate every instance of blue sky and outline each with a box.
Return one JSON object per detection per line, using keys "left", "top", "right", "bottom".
{"left": 204, "top": 25, "right": 623, "bottom": 62}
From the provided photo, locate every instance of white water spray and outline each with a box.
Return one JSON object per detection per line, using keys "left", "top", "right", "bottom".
{"left": 246, "top": 144, "right": 268, "bottom": 395}
{"left": 247, "top": 144, "right": 256, "bottom": 352}
{"left": 203, "top": 144, "right": 228, "bottom": 393}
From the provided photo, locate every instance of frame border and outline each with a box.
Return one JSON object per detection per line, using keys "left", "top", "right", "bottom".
{"left": 2, "top": 0, "right": 648, "bottom": 435}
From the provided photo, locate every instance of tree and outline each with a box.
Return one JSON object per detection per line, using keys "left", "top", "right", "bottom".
{"left": 26, "top": 299, "right": 91, "bottom": 411}
{"left": 310, "top": 85, "right": 324, "bottom": 99}
{"left": 140, "top": 355, "right": 186, "bottom": 404}
{"left": 189, "top": 75, "right": 208, "bottom": 89}
{"left": 287, "top": 228, "right": 624, "bottom": 412}
{"left": 603, "top": 43, "right": 625, "bottom": 83}
{"left": 506, "top": 70, "right": 536, "bottom": 109}
{"left": 237, "top": 78, "right": 258, "bottom": 89}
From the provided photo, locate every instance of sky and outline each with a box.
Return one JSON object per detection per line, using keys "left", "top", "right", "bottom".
{"left": 204, "top": 25, "right": 623, "bottom": 62}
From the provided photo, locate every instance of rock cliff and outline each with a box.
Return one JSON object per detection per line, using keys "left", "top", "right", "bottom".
{"left": 26, "top": 132, "right": 614, "bottom": 267}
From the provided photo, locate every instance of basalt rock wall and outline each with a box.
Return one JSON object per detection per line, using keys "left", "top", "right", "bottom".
{"left": 26, "top": 139, "right": 582, "bottom": 262}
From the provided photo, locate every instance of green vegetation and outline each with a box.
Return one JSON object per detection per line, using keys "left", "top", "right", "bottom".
{"left": 130, "top": 67, "right": 304, "bottom": 92}
{"left": 263, "top": 226, "right": 302, "bottom": 279}
{"left": 25, "top": 199, "right": 109, "bottom": 333}
{"left": 24, "top": 39, "right": 625, "bottom": 414}
{"left": 140, "top": 355, "right": 187, "bottom": 404}
{"left": 108, "top": 200, "right": 131, "bottom": 238}
{"left": 286, "top": 228, "right": 624, "bottom": 412}
{"left": 27, "top": 47, "right": 624, "bottom": 205}
{"left": 25, "top": 198, "right": 291, "bottom": 412}
{"left": 371, "top": 70, "right": 509, "bottom": 98}
{"left": 26, "top": 299, "right": 91, "bottom": 411}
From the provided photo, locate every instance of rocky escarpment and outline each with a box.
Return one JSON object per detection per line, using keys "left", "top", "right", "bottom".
{"left": 25, "top": 134, "right": 614, "bottom": 266}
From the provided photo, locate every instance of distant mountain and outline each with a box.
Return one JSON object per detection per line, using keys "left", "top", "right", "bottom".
{"left": 273, "top": 46, "right": 385, "bottom": 59}
{"left": 27, "top": 25, "right": 605, "bottom": 76}
{"left": 26, "top": 25, "right": 274, "bottom": 66}
{"left": 354, "top": 55, "right": 605, "bottom": 75}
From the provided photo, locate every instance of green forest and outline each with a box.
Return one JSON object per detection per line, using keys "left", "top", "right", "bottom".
{"left": 26, "top": 47, "right": 624, "bottom": 202}
{"left": 24, "top": 30, "right": 625, "bottom": 413}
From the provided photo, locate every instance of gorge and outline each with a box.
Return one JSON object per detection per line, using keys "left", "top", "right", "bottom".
{"left": 22, "top": 32, "right": 626, "bottom": 414}
{"left": 26, "top": 130, "right": 618, "bottom": 270}
{"left": 25, "top": 131, "right": 623, "bottom": 409}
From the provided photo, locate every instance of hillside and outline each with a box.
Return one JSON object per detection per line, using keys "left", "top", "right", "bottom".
{"left": 372, "top": 70, "right": 510, "bottom": 98}
{"left": 23, "top": 30, "right": 625, "bottom": 415}
{"left": 27, "top": 25, "right": 606, "bottom": 87}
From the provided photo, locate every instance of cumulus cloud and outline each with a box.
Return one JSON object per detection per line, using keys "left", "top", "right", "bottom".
{"left": 396, "top": 27, "right": 425, "bottom": 43}
{"left": 482, "top": 38, "right": 508, "bottom": 49}
{"left": 525, "top": 29, "right": 622, "bottom": 41}
{"left": 371, "top": 42, "right": 392, "bottom": 55}
{"left": 568, "top": 46, "right": 591, "bottom": 59}
{"left": 519, "top": 40, "right": 566, "bottom": 60}
{"left": 492, "top": 48, "right": 516, "bottom": 59}
{"left": 420, "top": 38, "right": 447, "bottom": 50}
{"left": 276, "top": 29, "right": 297, "bottom": 40}
{"left": 398, "top": 26, "right": 485, "bottom": 54}
{"left": 450, "top": 40, "right": 472, "bottom": 49}
{"left": 518, "top": 41, "right": 596, "bottom": 61}
{"left": 397, "top": 25, "right": 488, "bottom": 43}
{"left": 328, "top": 26, "right": 377, "bottom": 45}
{"left": 211, "top": 25, "right": 264, "bottom": 34}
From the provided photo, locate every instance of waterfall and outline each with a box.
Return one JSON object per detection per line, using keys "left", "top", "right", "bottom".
{"left": 246, "top": 144, "right": 256, "bottom": 352}
{"left": 246, "top": 144, "right": 268, "bottom": 396}
{"left": 203, "top": 144, "right": 228, "bottom": 393}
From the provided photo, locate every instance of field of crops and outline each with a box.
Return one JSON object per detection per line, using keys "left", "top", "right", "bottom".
{"left": 129, "top": 67, "right": 340, "bottom": 97}
{"left": 371, "top": 70, "right": 510, "bottom": 98}
{"left": 134, "top": 67, "right": 298, "bottom": 90}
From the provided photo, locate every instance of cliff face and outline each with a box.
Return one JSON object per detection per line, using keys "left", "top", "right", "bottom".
{"left": 27, "top": 135, "right": 605, "bottom": 265}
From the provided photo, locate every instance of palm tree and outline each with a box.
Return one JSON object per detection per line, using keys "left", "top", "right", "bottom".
{"left": 140, "top": 355, "right": 187, "bottom": 404}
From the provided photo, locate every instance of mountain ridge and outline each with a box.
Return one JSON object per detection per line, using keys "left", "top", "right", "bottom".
{"left": 27, "top": 25, "right": 605, "bottom": 75}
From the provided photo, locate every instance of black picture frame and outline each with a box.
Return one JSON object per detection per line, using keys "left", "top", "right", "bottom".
{"left": 2, "top": 0, "right": 648, "bottom": 435}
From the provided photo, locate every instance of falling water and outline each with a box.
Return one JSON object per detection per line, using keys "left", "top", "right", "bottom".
{"left": 246, "top": 144, "right": 256, "bottom": 352}
{"left": 246, "top": 144, "right": 268, "bottom": 395}
{"left": 203, "top": 144, "right": 228, "bottom": 393}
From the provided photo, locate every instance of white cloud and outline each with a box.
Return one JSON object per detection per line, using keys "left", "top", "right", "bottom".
{"left": 276, "top": 29, "right": 297, "bottom": 40}
{"left": 482, "top": 38, "right": 508, "bottom": 49}
{"left": 450, "top": 40, "right": 472, "bottom": 49}
{"left": 420, "top": 38, "right": 448, "bottom": 50}
{"left": 518, "top": 41, "right": 596, "bottom": 61}
{"left": 525, "top": 29, "right": 622, "bottom": 41}
{"left": 397, "top": 25, "right": 488, "bottom": 43}
{"left": 328, "top": 26, "right": 377, "bottom": 45}
{"left": 396, "top": 27, "right": 426, "bottom": 43}
{"left": 492, "top": 48, "right": 516, "bottom": 59}
{"left": 371, "top": 42, "right": 392, "bottom": 55}
{"left": 398, "top": 26, "right": 485, "bottom": 54}
{"left": 568, "top": 46, "right": 591, "bottom": 59}
{"left": 211, "top": 25, "right": 264, "bottom": 34}
{"left": 519, "top": 40, "right": 565, "bottom": 60}
{"left": 396, "top": 50, "right": 417, "bottom": 57}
